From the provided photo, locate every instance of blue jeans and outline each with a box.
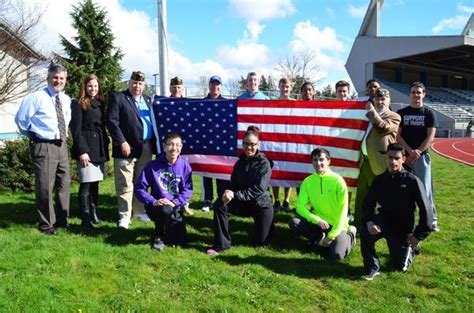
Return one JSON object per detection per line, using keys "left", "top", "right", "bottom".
{"left": 412, "top": 153, "right": 437, "bottom": 223}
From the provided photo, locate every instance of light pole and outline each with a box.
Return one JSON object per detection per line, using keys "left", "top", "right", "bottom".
{"left": 153, "top": 73, "right": 159, "bottom": 95}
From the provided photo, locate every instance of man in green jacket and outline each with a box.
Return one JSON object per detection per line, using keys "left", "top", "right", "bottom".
{"left": 289, "top": 148, "right": 357, "bottom": 260}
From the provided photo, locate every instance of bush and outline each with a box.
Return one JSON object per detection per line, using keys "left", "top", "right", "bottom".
{"left": 0, "top": 136, "right": 113, "bottom": 192}
{"left": 0, "top": 138, "right": 35, "bottom": 192}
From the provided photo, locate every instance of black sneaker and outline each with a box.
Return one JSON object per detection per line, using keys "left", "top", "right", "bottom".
{"left": 282, "top": 201, "right": 291, "bottom": 212}
{"left": 273, "top": 200, "right": 281, "bottom": 211}
{"left": 363, "top": 269, "right": 380, "bottom": 281}
{"left": 151, "top": 236, "right": 165, "bottom": 251}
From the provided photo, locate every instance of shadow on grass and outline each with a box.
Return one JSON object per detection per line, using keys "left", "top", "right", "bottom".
{"left": 216, "top": 253, "right": 364, "bottom": 279}
{"left": 0, "top": 194, "right": 120, "bottom": 228}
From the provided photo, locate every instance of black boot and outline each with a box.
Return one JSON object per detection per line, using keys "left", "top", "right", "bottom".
{"left": 79, "top": 195, "right": 94, "bottom": 228}
{"left": 89, "top": 196, "right": 102, "bottom": 224}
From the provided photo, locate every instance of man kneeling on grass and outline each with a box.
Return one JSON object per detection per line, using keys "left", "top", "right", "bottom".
{"left": 289, "top": 148, "right": 356, "bottom": 260}
{"left": 361, "top": 143, "right": 433, "bottom": 280}
{"left": 135, "top": 132, "right": 193, "bottom": 251}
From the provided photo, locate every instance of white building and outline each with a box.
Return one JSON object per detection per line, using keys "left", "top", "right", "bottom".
{"left": 0, "top": 18, "right": 47, "bottom": 140}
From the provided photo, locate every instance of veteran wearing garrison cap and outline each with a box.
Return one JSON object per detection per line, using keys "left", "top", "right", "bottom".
{"left": 169, "top": 76, "right": 184, "bottom": 98}
{"left": 353, "top": 88, "right": 401, "bottom": 230}
{"left": 106, "top": 71, "right": 157, "bottom": 228}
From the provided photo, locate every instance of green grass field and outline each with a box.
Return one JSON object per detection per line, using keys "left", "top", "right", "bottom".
{"left": 0, "top": 153, "right": 473, "bottom": 312}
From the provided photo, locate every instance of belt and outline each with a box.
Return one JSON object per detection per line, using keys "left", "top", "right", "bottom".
{"left": 32, "top": 138, "right": 63, "bottom": 146}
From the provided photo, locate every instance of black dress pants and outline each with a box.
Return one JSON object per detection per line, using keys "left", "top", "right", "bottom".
{"left": 211, "top": 198, "right": 274, "bottom": 251}
{"left": 360, "top": 214, "right": 414, "bottom": 272}
{"left": 145, "top": 204, "right": 188, "bottom": 246}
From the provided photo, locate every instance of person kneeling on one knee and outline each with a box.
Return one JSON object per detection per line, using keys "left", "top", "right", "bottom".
{"left": 360, "top": 143, "right": 433, "bottom": 280}
{"left": 289, "top": 148, "right": 356, "bottom": 260}
{"left": 134, "top": 131, "right": 193, "bottom": 251}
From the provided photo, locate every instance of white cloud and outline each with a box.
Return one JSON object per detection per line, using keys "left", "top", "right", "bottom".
{"left": 229, "top": 0, "right": 296, "bottom": 21}
{"left": 432, "top": 15, "right": 469, "bottom": 33}
{"left": 287, "top": 20, "right": 346, "bottom": 85}
{"left": 348, "top": 4, "right": 366, "bottom": 18}
{"left": 457, "top": 3, "right": 474, "bottom": 14}
{"left": 216, "top": 41, "right": 272, "bottom": 69}
{"left": 245, "top": 21, "right": 266, "bottom": 40}
{"left": 289, "top": 20, "right": 345, "bottom": 53}
{"left": 432, "top": 2, "right": 473, "bottom": 34}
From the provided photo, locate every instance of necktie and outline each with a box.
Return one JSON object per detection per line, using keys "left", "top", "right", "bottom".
{"left": 55, "top": 95, "right": 67, "bottom": 141}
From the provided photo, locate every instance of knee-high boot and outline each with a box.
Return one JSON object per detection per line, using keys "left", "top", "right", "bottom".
{"left": 89, "top": 185, "right": 102, "bottom": 224}
{"left": 80, "top": 195, "right": 94, "bottom": 228}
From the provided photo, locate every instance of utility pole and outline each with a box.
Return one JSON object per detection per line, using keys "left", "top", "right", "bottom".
{"left": 157, "top": 0, "right": 168, "bottom": 96}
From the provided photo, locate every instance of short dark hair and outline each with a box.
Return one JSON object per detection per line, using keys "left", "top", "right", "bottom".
{"left": 47, "top": 63, "right": 67, "bottom": 79}
{"left": 386, "top": 143, "right": 405, "bottom": 155}
{"left": 300, "top": 81, "right": 314, "bottom": 92}
{"left": 410, "top": 81, "right": 426, "bottom": 92}
{"left": 311, "top": 147, "right": 330, "bottom": 159}
{"left": 365, "top": 79, "right": 381, "bottom": 88}
{"left": 335, "top": 80, "right": 350, "bottom": 90}
{"left": 163, "top": 131, "right": 182, "bottom": 143}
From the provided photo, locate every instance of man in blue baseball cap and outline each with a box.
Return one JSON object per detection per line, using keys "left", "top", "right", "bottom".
{"left": 200, "top": 75, "right": 230, "bottom": 212}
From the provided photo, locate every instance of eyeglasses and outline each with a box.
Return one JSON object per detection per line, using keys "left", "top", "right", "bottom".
{"left": 243, "top": 141, "right": 258, "bottom": 147}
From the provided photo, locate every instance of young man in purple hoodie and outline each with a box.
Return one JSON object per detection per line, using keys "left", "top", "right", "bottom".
{"left": 135, "top": 132, "right": 193, "bottom": 251}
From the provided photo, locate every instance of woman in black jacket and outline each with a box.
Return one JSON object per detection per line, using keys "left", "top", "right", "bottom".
{"left": 70, "top": 74, "right": 109, "bottom": 228}
{"left": 207, "top": 126, "right": 274, "bottom": 254}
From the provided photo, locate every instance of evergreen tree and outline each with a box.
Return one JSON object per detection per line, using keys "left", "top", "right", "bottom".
{"left": 56, "top": 0, "right": 123, "bottom": 99}
{"left": 259, "top": 75, "right": 269, "bottom": 91}
{"left": 320, "top": 84, "right": 336, "bottom": 99}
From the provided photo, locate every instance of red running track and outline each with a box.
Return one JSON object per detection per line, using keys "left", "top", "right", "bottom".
{"left": 431, "top": 138, "right": 474, "bottom": 166}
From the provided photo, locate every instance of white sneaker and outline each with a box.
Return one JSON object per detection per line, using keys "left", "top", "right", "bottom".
{"left": 202, "top": 206, "right": 210, "bottom": 212}
{"left": 118, "top": 218, "right": 130, "bottom": 229}
{"left": 183, "top": 203, "right": 194, "bottom": 216}
{"left": 134, "top": 213, "right": 151, "bottom": 222}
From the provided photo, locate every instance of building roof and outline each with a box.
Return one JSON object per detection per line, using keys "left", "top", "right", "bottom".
{"left": 346, "top": 0, "right": 474, "bottom": 93}
{"left": 0, "top": 17, "right": 46, "bottom": 62}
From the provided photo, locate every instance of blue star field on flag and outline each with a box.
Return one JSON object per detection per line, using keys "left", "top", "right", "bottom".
{"left": 153, "top": 98, "right": 238, "bottom": 156}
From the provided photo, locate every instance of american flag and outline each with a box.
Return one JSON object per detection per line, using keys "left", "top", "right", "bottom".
{"left": 153, "top": 98, "right": 368, "bottom": 190}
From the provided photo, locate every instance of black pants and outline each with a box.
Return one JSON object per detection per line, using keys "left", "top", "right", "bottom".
{"left": 202, "top": 177, "right": 230, "bottom": 202}
{"left": 145, "top": 204, "right": 188, "bottom": 246}
{"left": 211, "top": 198, "right": 274, "bottom": 251}
{"left": 79, "top": 182, "right": 98, "bottom": 205}
{"left": 360, "top": 214, "right": 414, "bottom": 272}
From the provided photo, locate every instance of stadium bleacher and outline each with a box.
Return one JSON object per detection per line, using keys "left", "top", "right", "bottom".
{"left": 383, "top": 81, "right": 473, "bottom": 122}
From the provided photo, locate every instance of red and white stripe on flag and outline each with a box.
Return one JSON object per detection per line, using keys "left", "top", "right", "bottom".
{"left": 183, "top": 99, "right": 368, "bottom": 191}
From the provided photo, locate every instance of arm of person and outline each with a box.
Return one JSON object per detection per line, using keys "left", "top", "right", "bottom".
{"left": 70, "top": 100, "right": 91, "bottom": 164}
{"left": 173, "top": 162, "right": 194, "bottom": 206}
{"left": 234, "top": 159, "right": 272, "bottom": 201}
{"left": 327, "top": 177, "right": 349, "bottom": 240}
{"left": 412, "top": 176, "right": 434, "bottom": 240}
{"left": 367, "top": 110, "right": 401, "bottom": 136}
{"left": 396, "top": 126, "right": 419, "bottom": 162}
{"left": 106, "top": 93, "right": 127, "bottom": 146}
{"left": 134, "top": 163, "right": 157, "bottom": 207}
{"left": 296, "top": 179, "right": 321, "bottom": 225}
{"left": 417, "top": 127, "right": 436, "bottom": 153}
{"left": 14, "top": 94, "right": 36, "bottom": 137}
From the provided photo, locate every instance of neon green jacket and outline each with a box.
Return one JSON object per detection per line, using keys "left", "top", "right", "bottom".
{"left": 296, "top": 169, "right": 349, "bottom": 240}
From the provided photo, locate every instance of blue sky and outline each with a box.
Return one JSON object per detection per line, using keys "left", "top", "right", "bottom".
{"left": 34, "top": 0, "right": 474, "bottom": 94}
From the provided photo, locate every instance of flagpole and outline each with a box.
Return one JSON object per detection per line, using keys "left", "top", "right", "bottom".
{"left": 157, "top": 0, "right": 168, "bottom": 96}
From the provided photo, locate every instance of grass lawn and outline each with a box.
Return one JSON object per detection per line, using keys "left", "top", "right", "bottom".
{"left": 0, "top": 153, "right": 473, "bottom": 311}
